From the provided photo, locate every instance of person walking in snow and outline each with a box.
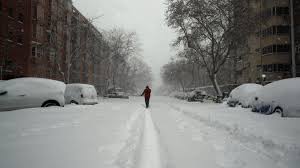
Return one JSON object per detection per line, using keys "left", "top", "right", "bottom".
{"left": 141, "top": 86, "right": 151, "bottom": 108}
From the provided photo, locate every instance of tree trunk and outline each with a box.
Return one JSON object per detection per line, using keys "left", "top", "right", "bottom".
{"left": 210, "top": 74, "right": 222, "bottom": 96}
{"left": 66, "top": 64, "right": 71, "bottom": 84}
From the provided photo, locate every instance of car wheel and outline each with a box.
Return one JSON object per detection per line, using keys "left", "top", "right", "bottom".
{"left": 42, "top": 100, "right": 60, "bottom": 107}
{"left": 70, "top": 100, "right": 78, "bottom": 105}
{"left": 274, "top": 107, "right": 284, "bottom": 117}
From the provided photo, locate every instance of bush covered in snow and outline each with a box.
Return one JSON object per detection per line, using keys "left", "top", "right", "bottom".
{"left": 170, "top": 91, "right": 188, "bottom": 100}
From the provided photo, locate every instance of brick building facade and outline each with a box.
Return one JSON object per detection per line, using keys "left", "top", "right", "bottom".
{"left": 0, "top": 0, "right": 32, "bottom": 79}
{"left": 0, "top": 0, "right": 105, "bottom": 84}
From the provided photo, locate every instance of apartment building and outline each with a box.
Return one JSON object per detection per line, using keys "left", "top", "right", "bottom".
{"left": 237, "top": 0, "right": 300, "bottom": 84}
{"left": 0, "top": 0, "right": 106, "bottom": 85}
{"left": 69, "top": 7, "right": 106, "bottom": 85}
{"left": 29, "top": 0, "right": 72, "bottom": 81}
{"left": 0, "top": 0, "right": 32, "bottom": 79}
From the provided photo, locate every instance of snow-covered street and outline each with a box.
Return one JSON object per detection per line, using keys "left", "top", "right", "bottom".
{"left": 1, "top": 97, "right": 300, "bottom": 168}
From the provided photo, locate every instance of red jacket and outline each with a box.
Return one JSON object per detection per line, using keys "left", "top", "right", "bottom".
{"left": 142, "top": 87, "right": 151, "bottom": 99}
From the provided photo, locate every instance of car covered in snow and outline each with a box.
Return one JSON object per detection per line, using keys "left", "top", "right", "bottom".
{"left": 227, "top": 83, "right": 262, "bottom": 108}
{"left": 170, "top": 91, "right": 188, "bottom": 100}
{"left": 65, "top": 84, "right": 98, "bottom": 105}
{"left": 187, "top": 90, "right": 207, "bottom": 102}
{"left": 251, "top": 78, "right": 300, "bottom": 117}
{"left": 104, "top": 88, "right": 129, "bottom": 99}
{"left": 0, "top": 77, "right": 66, "bottom": 111}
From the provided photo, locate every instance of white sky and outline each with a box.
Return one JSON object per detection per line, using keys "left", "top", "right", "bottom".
{"left": 73, "top": 0, "right": 176, "bottom": 88}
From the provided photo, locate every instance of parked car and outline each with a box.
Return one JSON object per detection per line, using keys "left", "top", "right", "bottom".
{"left": 212, "top": 95, "right": 223, "bottom": 103}
{"left": 0, "top": 77, "right": 65, "bottom": 111}
{"left": 187, "top": 90, "right": 207, "bottom": 102}
{"left": 227, "top": 83, "right": 262, "bottom": 108}
{"left": 104, "top": 88, "right": 129, "bottom": 99}
{"left": 65, "top": 84, "right": 98, "bottom": 105}
{"left": 251, "top": 78, "right": 300, "bottom": 117}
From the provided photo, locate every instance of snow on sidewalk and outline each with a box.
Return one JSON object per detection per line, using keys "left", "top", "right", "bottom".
{"left": 168, "top": 99, "right": 300, "bottom": 168}
{"left": 0, "top": 99, "right": 144, "bottom": 168}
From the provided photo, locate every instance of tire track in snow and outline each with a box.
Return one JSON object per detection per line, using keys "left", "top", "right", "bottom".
{"left": 116, "top": 107, "right": 145, "bottom": 168}
{"left": 137, "top": 109, "right": 163, "bottom": 168}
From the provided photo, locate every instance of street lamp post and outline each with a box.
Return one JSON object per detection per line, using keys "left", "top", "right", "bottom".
{"left": 0, "top": 66, "right": 2, "bottom": 80}
{"left": 262, "top": 74, "right": 266, "bottom": 85}
{"left": 291, "top": 0, "right": 297, "bottom": 77}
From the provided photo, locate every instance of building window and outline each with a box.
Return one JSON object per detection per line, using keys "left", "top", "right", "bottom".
{"left": 8, "top": 31, "right": 13, "bottom": 41}
{"left": 267, "top": 64, "right": 273, "bottom": 72}
{"left": 262, "top": 64, "right": 290, "bottom": 72}
{"left": 276, "top": 26, "right": 289, "bottom": 35}
{"left": 32, "top": 5, "right": 37, "bottom": 20}
{"left": 18, "top": 13, "right": 24, "bottom": 22}
{"left": 284, "top": 65, "right": 290, "bottom": 72}
{"left": 37, "top": 47, "right": 43, "bottom": 57}
{"left": 262, "top": 45, "right": 273, "bottom": 54}
{"left": 17, "top": 35, "right": 23, "bottom": 44}
{"left": 262, "top": 65, "right": 267, "bottom": 72}
{"left": 273, "top": 64, "right": 278, "bottom": 72}
{"left": 262, "top": 44, "right": 290, "bottom": 55}
{"left": 32, "top": 46, "right": 37, "bottom": 57}
{"left": 47, "top": 33, "right": 51, "bottom": 42}
{"left": 275, "top": 7, "right": 289, "bottom": 16}
{"left": 32, "top": 23, "right": 37, "bottom": 38}
{"left": 278, "top": 64, "right": 284, "bottom": 72}
{"left": 277, "top": 44, "right": 290, "bottom": 53}
{"left": 295, "top": 26, "right": 300, "bottom": 34}
{"left": 296, "top": 44, "right": 300, "bottom": 54}
{"left": 259, "top": 25, "right": 290, "bottom": 38}
{"left": 8, "top": 8, "right": 14, "bottom": 17}
{"left": 65, "top": 15, "right": 68, "bottom": 24}
{"left": 47, "top": 15, "right": 51, "bottom": 26}
{"left": 262, "top": 7, "right": 289, "bottom": 19}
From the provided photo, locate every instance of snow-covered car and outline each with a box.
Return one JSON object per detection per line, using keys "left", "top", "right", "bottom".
{"left": 65, "top": 84, "right": 98, "bottom": 105}
{"left": 170, "top": 91, "right": 188, "bottom": 100}
{"left": 251, "top": 78, "right": 300, "bottom": 117}
{"left": 105, "top": 91, "right": 129, "bottom": 99}
{"left": 187, "top": 90, "right": 207, "bottom": 102}
{"left": 104, "top": 87, "right": 129, "bottom": 99}
{"left": 227, "top": 83, "right": 262, "bottom": 108}
{"left": 0, "top": 77, "right": 66, "bottom": 111}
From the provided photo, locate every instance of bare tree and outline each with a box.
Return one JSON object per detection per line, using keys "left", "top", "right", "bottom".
{"left": 165, "top": 0, "right": 255, "bottom": 95}
{"left": 161, "top": 59, "right": 192, "bottom": 91}
{"left": 104, "top": 28, "right": 143, "bottom": 91}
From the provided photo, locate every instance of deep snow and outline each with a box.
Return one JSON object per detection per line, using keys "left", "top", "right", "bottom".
{"left": 0, "top": 97, "right": 299, "bottom": 168}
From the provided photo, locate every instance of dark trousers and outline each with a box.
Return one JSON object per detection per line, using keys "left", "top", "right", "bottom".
{"left": 145, "top": 97, "right": 150, "bottom": 108}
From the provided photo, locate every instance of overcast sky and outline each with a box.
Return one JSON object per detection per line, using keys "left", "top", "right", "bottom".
{"left": 73, "top": 0, "right": 176, "bottom": 88}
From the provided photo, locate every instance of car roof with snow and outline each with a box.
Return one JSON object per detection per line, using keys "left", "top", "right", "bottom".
{"left": 66, "top": 83, "right": 95, "bottom": 88}
{"left": 1, "top": 77, "right": 65, "bottom": 89}
{"left": 259, "top": 78, "right": 300, "bottom": 105}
